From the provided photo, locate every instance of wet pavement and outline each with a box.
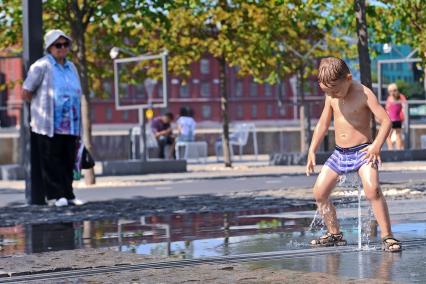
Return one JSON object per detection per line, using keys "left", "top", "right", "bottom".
{"left": 250, "top": 245, "right": 426, "bottom": 283}
{"left": 0, "top": 171, "right": 425, "bottom": 282}
{"left": 1, "top": 198, "right": 425, "bottom": 256}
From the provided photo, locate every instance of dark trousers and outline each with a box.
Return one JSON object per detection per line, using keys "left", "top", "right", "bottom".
{"left": 157, "top": 135, "right": 174, "bottom": 159}
{"left": 33, "top": 132, "right": 77, "bottom": 200}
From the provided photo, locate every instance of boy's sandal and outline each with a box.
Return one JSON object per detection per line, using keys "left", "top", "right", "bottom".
{"left": 311, "top": 232, "right": 347, "bottom": 247}
{"left": 382, "top": 236, "right": 402, "bottom": 252}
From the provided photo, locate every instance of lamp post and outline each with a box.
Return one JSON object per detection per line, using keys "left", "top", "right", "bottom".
{"left": 142, "top": 78, "right": 157, "bottom": 160}
{"left": 22, "top": 0, "right": 44, "bottom": 205}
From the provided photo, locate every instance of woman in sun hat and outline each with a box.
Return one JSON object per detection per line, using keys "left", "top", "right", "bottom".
{"left": 22, "top": 29, "right": 85, "bottom": 207}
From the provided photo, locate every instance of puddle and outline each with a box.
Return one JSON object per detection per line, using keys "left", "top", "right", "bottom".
{"left": 1, "top": 200, "right": 426, "bottom": 259}
{"left": 250, "top": 246, "right": 426, "bottom": 283}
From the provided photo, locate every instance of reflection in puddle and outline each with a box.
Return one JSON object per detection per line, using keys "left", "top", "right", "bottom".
{"left": 250, "top": 248, "right": 426, "bottom": 283}
{"left": 0, "top": 206, "right": 314, "bottom": 257}
{"left": 0, "top": 203, "right": 425, "bottom": 259}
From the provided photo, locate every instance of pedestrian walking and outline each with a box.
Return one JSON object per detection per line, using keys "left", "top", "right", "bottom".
{"left": 385, "top": 83, "right": 406, "bottom": 150}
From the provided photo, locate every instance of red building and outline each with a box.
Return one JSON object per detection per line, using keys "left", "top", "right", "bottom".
{"left": 93, "top": 54, "right": 323, "bottom": 124}
{"left": 0, "top": 56, "right": 23, "bottom": 127}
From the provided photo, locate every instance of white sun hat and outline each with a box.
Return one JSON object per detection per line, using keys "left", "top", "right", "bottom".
{"left": 44, "top": 29, "right": 72, "bottom": 50}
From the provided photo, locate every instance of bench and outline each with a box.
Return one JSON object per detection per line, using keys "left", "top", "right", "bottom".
{"left": 175, "top": 141, "right": 208, "bottom": 163}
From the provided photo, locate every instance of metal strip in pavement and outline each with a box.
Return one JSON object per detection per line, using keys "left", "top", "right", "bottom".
{"left": 2, "top": 238, "right": 426, "bottom": 283}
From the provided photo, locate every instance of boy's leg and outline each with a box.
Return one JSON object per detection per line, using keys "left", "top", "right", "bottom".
{"left": 313, "top": 166, "right": 340, "bottom": 234}
{"left": 358, "top": 164, "right": 392, "bottom": 237}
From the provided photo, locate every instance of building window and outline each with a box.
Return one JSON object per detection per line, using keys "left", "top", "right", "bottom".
{"left": 106, "top": 107, "right": 113, "bottom": 121}
{"left": 122, "top": 110, "right": 129, "bottom": 121}
{"left": 201, "top": 105, "right": 211, "bottom": 119}
{"left": 135, "top": 83, "right": 145, "bottom": 98}
{"left": 250, "top": 82, "right": 257, "bottom": 97}
{"left": 237, "top": 105, "right": 244, "bottom": 119}
{"left": 180, "top": 83, "right": 190, "bottom": 97}
{"left": 278, "top": 105, "right": 287, "bottom": 116}
{"left": 264, "top": 83, "right": 273, "bottom": 96}
{"left": 266, "top": 104, "right": 273, "bottom": 117}
{"left": 200, "top": 82, "right": 210, "bottom": 97}
{"left": 103, "top": 82, "right": 113, "bottom": 98}
{"left": 200, "top": 59, "right": 210, "bottom": 74}
{"left": 235, "top": 81, "right": 243, "bottom": 97}
{"left": 119, "top": 83, "right": 129, "bottom": 98}
{"left": 251, "top": 104, "right": 257, "bottom": 118}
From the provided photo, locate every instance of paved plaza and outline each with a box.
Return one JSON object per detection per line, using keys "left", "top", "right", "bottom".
{"left": 0, "top": 159, "right": 425, "bottom": 282}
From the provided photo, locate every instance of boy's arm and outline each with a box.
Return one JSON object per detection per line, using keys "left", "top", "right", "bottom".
{"left": 306, "top": 96, "right": 332, "bottom": 176}
{"left": 361, "top": 87, "right": 392, "bottom": 165}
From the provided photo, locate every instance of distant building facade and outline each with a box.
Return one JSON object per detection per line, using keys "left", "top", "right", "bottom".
{"left": 93, "top": 54, "right": 323, "bottom": 124}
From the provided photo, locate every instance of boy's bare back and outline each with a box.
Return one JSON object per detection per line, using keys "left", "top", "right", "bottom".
{"left": 330, "top": 81, "right": 373, "bottom": 148}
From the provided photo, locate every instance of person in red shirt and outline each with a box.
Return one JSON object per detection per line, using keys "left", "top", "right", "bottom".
{"left": 385, "top": 83, "right": 407, "bottom": 150}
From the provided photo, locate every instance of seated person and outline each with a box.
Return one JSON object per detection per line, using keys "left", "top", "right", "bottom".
{"left": 176, "top": 107, "right": 196, "bottom": 142}
{"left": 151, "top": 112, "right": 174, "bottom": 159}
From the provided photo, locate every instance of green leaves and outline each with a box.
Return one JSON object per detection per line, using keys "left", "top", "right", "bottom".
{"left": 1, "top": 0, "right": 424, "bottom": 93}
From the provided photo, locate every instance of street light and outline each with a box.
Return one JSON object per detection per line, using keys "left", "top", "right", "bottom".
{"left": 382, "top": 43, "right": 406, "bottom": 58}
{"left": 109, "top": 46, "right": 137, "bottom": 59}
{"left": 383, "top": 43, "right": 392, "bottom": 54}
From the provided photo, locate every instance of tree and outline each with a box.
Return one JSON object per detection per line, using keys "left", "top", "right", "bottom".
{"left": 267, "top": 1, "right": 349, "bottom": 154}
{"left": 376, "top": 1, "right": 426, "bottom": 93}
{"left": 354, "top": 0, "right": 375, "bottom": 136}
{"left": 354, "top": 0, "right": 373, "bottom": 90}
{"left": 140, "top": 0, "right": 348, "bottom": 161}
{"left": 0, "top": 0, "right": 171, "bottom": 182}
{"left": 139, "top": 0, "right": 282, "bottom": 166}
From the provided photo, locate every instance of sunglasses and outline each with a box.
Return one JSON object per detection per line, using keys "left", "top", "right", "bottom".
{"left": 53, "top": 42, "right": 70, "bottom": 49}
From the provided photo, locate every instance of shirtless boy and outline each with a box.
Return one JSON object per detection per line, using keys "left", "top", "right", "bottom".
{"left": 306, "top": 57, "right": 401, "bottom": 252}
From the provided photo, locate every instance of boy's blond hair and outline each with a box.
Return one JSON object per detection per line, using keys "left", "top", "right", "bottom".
{"left": 318, "top": 57, "right": 351, "bottom": 87}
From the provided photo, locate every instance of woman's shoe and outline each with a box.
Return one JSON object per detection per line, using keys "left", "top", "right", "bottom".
{"left": 55, "top": 198, "right": 68, "bottom": 207}
{"left": 68, "top": 198, "right": 85, "bottom": 206}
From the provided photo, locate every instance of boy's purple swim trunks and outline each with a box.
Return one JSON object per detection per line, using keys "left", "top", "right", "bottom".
{"left": 324, "top": 143, "right": 370, "bottom": 175}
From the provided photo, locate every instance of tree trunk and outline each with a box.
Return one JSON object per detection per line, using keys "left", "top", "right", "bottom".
{"left": 354, "top": 0, "right": 376, "bottom": 138}
{"left": 218, "top": 56, "right": 232, "bottom": 167}
{"left": 298, "top": 66, "right": 311, "bottom": 154}
{"left": 71, "top": 15, "right": 96, "bottom": 185}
